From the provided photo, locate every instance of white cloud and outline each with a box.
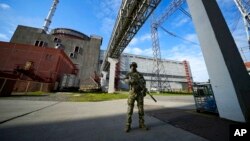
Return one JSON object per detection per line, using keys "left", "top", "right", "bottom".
{"left": 101, "top": 17, "right": 115, "bottom": 35}
{"left": 124, "top": 46, "right": 153, "bottom": 56}
{"left": 0, "top": 13, "right": 43, "bottom": 42}
{"left": 217, "top": 0, "right": 235, "bottom": 10}
{"left": 0, "top": 33, "right": 9, "bottom": 41}
{"left": 94, "top": 0, "right": 122, "bottom": 36}
{"left": 128, "top": 33, "right": 151, "bottom": 46}
{"left": 15, "top": 17, "right": 42, "bottom": 28}
{"left": 171, "top": 13, "right": 190, "bottom": 28}
{"left": 163, "top": 44, "right": 209, "bottom": 82}
{"left": 8, "top": 30, "right": 14, "bottom": 34}
{"left": 185, "top": 33, "right": 199, "bottom": 44}
{"left": 124, "top": 33, "right": 153, "bottom": 58}
{"left": 140, "top": 33, "right": 151, "bottom": 41}
{"left": 129, "top": 37, "right": 139, "bottom": 46}
{"left": 0, "top": 3, "right": 10, "bottom": 10}
{"left": 175, "top": 17, "right": 189, "bottom": 27}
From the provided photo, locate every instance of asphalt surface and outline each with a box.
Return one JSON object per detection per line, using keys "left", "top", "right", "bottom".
{"left": 0, "top": 94, "right": 234, "bottom": 141}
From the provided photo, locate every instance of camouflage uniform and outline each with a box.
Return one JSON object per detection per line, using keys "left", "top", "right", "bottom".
{"left": 125, "top": 62, "right": 148, "bottom": 132}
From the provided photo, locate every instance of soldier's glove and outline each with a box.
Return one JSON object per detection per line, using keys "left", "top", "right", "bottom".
{"left": 124, "top": 79, "right": 130, "bottom": 84}
{"left": 142, "top": 88, "right": 147, "bottom": 97}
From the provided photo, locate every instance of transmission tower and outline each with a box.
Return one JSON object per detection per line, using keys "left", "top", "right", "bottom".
{"left": 150, "top": 0, "right": 185, "bottom": 92}
{"left": 234, "top": 0, "right": 250, "bottom": 49}
{"left": 150, "top": 17, "right": 171, "bottom": 92}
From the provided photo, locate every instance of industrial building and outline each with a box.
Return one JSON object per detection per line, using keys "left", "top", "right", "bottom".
{"left": 0, "top": 41, "right": 77, "bottom": 82}
{"left": 2, "top": 0, "right": 102, "bottom": 91}
{"left": 100, "top": 50, "right": 193, "bottom": 92}
{"left": 0, "top": 41, "right": 77, "bottom": 95}
{"left": 10, "top": 25, "right": 102, "bottom": 90}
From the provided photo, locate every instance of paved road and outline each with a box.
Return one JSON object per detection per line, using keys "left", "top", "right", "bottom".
{"left": 145, "top": 95, "right": 196, "bottom": 109}
{"left": 0, "top": 95, "right": 207, "bottom": 141}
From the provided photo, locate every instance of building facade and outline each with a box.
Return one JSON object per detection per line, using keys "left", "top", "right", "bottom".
{"left": 0, "top": 41, "right": 77, "bottom": 82}
{"left": 10, "top": 25, "right": 102, "bottom": 88}
{"left": 0, "top": 41, "right": 78, "bottom": 94}
{"left": 100, "top": 50, "right": 193, "bottom": 92}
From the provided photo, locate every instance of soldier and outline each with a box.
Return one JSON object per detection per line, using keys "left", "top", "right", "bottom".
{"left": 124, "top": 62, "right": 149, "bottom": 132}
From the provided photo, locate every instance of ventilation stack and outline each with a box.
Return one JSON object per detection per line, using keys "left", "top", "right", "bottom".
{"left": 43, "top": 0, "right": 59, "bottom": 33}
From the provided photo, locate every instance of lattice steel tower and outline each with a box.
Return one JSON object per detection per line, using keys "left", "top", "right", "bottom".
{"left": 234, "top": 0, "right": 250, "bottom": 49}
{"left": 150, "top": 0, "right": 185, "bottom": 92}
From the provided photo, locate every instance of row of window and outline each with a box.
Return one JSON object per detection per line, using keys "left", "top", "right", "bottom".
{"left": 119, "top": 71, "right": 187, "bottom": 79}
{"left": 69, "top": 46, "right": 81, "bottom": 59}
{"left": 122, "top": 55, "right": 183, "bottom": 64}
{"left": 34, "top": 37, "right": 61, "bottom": 47}
{"left": 34, "top": 38, "right": 82, "bottom": 59}
{"left": 34, "top": 40, "right": 46, "bottom": 47}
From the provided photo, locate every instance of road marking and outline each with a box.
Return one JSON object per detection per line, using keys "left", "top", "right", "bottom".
{"left": 0, "top": 102, "right": 60, "bottom": 124}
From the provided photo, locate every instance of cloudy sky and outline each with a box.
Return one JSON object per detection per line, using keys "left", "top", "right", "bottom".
{"left": 0, "top": 0, "right": 249, "bottom": 82}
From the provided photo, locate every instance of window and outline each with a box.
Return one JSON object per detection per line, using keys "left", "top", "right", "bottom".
{"left": 69, "top": 52, "right": 76, "bottom": 59}
{"left": 74, "top": 46, "right": 80, "bottom": 53}
{"left": 54, "top": 37, "right": 61, "bottom": 42}
{"left": 55, "top": 43, "right": 62, "bottom": 49}
{"left": 35, "top": 40, "right": 39, "bottom": 46}
{"left": 39, "top": 41, "right": 44, "bottom": 47}
{"left": 35, "top": 40, "right": 46, "bottom": 47}
{"left": 43, "top": 42, "right": 48, "bottom": 47}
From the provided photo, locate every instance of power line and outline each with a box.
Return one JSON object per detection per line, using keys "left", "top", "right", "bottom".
{"left": 239, "top": 45, "right": 250, "bottom": 49}
{"left": 232, "top": 14, "right": 241, "bottom": 32}
{"left": 179, "top": 6, "right": 192, "bottom": 19}
{"left": 160, "top": 26, "right": 199, "bottom": 46}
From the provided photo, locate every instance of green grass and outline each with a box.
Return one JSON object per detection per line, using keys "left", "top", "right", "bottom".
{"left": 116, "top": 90, "right": 192, "bottom": 96}
{"left": 11, "top": 91, "right": 192, "bottom": 102}
{"left": 12, "top": 91, "right": 50, "bottom": 96}
{"left": 68, "top": 91, "right": 192, "bottom": 102}
{"left": 151, "top": 92, "right": 193, "bottom": 96}
{"left": 68, "top": 93, "right": 129, "bottom": 102}
{"left": 27, "top": 91, "right": 46, "bottom": 95}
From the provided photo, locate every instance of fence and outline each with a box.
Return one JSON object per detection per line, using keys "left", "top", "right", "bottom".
{"left": 0, "top": 77, "right": 54, "bottom": 96}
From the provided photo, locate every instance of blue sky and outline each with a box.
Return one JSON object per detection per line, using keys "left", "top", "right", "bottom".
{"left": 0, "top": 0, "right": 249, "bottom": 82}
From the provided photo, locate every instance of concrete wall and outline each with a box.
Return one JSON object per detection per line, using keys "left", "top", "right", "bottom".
{"left": 10, "top": 25, "right": 102, "bottom": 87}
{"left": 100, "top": 50, "right": 192, "bottom": 91}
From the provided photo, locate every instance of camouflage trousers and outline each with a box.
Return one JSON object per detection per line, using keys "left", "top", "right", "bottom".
{"left": 126, "top": 93, "right": 144, "bottom": 126}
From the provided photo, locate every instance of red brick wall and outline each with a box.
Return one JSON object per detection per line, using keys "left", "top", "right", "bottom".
{"left": 0, "top": 41, "right": 77, "bottom": 83}
{"left": 13, "top": 80, "right": 54, "bottom": 92}
{"left": 245, "top": 62, "right": 250, "bottom": 69}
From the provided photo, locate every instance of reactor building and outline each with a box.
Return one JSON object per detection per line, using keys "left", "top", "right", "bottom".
{"left": 9, "top": 25, "right": 102, "bottom": 90}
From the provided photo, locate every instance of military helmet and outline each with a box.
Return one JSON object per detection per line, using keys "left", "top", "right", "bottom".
{"left": 130, "top": 62, "right": 137, "bottom": 68}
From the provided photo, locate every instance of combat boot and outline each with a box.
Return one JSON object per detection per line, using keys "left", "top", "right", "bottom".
{"left": 139, "top": 123, "right": 149, "bottom": 131}
{"left": 124, "top": 125, "right": 131, "bottom": 133}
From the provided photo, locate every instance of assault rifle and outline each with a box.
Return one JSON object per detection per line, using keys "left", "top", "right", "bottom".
{"left": 139, "top": 84, "right": 157, "bottom": 103}
{"left": 125, "top": 76, "right": 157, "bottom": 103}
